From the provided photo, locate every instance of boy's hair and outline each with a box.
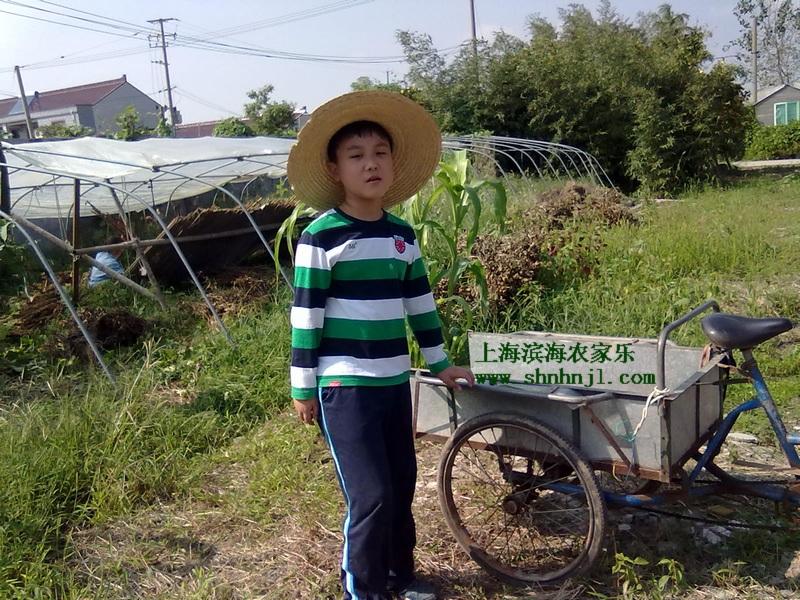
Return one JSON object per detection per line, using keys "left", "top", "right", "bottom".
{"left": 326, "top": 120, "right": 393, "bottom": 163}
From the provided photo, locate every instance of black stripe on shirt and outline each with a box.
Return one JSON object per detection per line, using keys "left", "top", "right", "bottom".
{"left": 293, "top": 286, "right": 327, "bottom": 309}
{"left": 412, "top": 327, "right": 445, "bottom": 349}
{"left": 301, "top": 222, "right": 416, "bottom": 251}
{"left": 402, "top": 274, "right": 432, "bottom": 299}
{"left": 317, "top": 336, "right": 409, "bottom": 359}
{"left": 328, "top": 278, "right": 403, "bottom": 300}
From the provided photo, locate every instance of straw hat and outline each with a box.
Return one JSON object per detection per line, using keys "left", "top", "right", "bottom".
{"left": 287, "top": 90, "right": 441, "bottom": 211}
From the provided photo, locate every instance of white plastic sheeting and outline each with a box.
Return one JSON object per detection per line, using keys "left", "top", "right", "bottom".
{"left": 2, "top": 134, "right": 614, "bottom": 220}
{"left": 2, "top": 136, "right": 295, "bottom": 219}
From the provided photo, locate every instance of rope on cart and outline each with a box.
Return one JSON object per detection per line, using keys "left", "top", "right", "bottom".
{"left": 629, "top": 387, "right": 671, "bottom": 441}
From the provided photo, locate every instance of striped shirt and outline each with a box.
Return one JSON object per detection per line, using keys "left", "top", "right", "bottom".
{"left": 290, "top": 207, "right": 450, "bottom": 400}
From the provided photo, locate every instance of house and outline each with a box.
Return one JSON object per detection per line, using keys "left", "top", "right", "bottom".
{"left": 753, "top": 83, "right": 800, "bottom": 126}
{"left": 0, "top": 75, "right": 163, "bottom": 139}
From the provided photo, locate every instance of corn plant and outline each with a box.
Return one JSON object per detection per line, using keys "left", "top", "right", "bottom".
{"left": 272, "top": 201, "right": 317, "bottom": 282}
{"left": 401, "top": 149, "right": 507, "bottom": 363}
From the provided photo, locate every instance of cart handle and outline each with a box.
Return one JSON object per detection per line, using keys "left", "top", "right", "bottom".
{"left": 656, "top": 299, "right": 720, "bottom": 390}
{"left": 414, "top": 374, "right": 614, "bottom": 405}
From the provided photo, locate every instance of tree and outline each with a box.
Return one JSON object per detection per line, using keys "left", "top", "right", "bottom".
{"left": 243, "top": 84, "right": 296, "bottom": 136}
{"left": 732, "top": 0, "right": 800, "bottom": 86}
{"left": 393, "top": 3, "right": 749, "bottom": 194}
{"left": 114, "top": 106, "right": 151, "bottom": 140}
{"left": 213, "top": 117, "right": 254, "bottom": 137}
{"left": 350, "top": 76, "right": 403, "bottom": 93}
{"left": 153, "top": 115, "right": 172, "bottom": 137}
{"left": 37, "top": 122, "right": 92, "bottom": 138}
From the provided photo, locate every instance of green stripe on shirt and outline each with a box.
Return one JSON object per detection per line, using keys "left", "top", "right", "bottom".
{"left": 292, "top": 327, "right": 323, "bottom": 349}
{"left": 334, "top": 258, "right": 409, "bottom": 280}
{"left": 294, "top": 266, "right": 331, "bottom": 288}
{"left": 407, "top": 310, "right": 442, "bottom": 331}
{"left": 323, "top": 317, "right": 407, "bottom": 340}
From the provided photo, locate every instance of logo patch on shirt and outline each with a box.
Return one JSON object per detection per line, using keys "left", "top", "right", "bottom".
{"left": 393, "top": 235, "right": 406, "bottom": 254}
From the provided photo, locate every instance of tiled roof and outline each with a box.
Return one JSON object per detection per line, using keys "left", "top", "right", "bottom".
{"left": 28, "top": 76, "right": 128, "bottom": 113}
{"left": 754, "top": 82, "right": 800, "bottom": 105}
{"left": 0, "top": 97, "right": 17, "bottom": 118}
{"left": 0, "top": 76, "right": 131, "bottom": 118}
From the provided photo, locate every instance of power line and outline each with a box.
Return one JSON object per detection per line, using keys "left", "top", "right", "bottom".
{"left": 0, "top": 6, "right": 141, "bottom": 40}
{"left": 173, "top": 87, "right": 239, "bottom": 116}
{"left": 180, "top": 0, "right": 373, "bottom": 40}
{"left": 31, "top": 0, "right": 150, "bottom": 31}
{"left": 0, "top": 2, "right": 466, "bottom": 71}
{"left": 0, "top": 0, "right": 148, "bottom": 35}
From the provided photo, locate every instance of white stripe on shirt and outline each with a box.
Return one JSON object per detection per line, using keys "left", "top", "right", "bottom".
{"left": 318, "top": 354, "right": 411, "bottom": 378}
{"left": 324, "top": 297, "right": 405, "bottom": 321}
{"left": 291, "top": 306, "right": 325, "bottom": 329}
{"left": 403, "top": 293, "right": 437, "bottom": 316}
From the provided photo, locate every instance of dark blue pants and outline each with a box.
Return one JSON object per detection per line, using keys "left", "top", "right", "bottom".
{"left": 318, "top": 383, "right": 417, "bottom": 600}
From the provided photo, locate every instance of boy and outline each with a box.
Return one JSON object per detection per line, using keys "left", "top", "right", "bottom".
{"left": 287, "top": 90, "right": 474, "bottom": 600}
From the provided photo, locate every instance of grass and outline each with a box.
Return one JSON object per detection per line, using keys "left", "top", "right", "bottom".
{"left": 0, "top": 174, "right": 798, "bottom": 597}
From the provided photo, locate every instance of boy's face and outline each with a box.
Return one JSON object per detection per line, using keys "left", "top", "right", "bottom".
{"left": 327, "top": 132, "right": 394, "bottom": 204}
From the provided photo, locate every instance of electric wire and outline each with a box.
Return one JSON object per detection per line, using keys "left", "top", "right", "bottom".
{"left": 0, "top": 0, "right": 149, "bottom": 35}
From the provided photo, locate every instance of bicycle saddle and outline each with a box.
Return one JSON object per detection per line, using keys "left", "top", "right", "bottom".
{"left": 701, "top": 313, "right": 793, "bottom": 349}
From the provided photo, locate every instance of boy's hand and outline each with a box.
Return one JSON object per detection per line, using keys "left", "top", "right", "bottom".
{"left": 293, "top": 398, "right": 319, "bottom": 424}
{"left": 436, "top": 366, "right": 475, "bottom": 391}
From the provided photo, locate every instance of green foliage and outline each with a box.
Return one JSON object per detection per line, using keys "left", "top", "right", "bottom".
{"left": 400, "top": 150, "right": 507, "bottom": 361}
{"left": 396, "top": 3, "right": 751, "bottom": 194}
{"left": 597, "top": 553, "right": 686, "bottom": 600}
{"left": 243, "top": 84, "right": 296, "bottom": 136}
{"left": 0, "top": 289, "right": 293, "bottom": 594}
{"left": 745, "top": 119, "right": 800, "bottom": 159}
{"left": 153, "top": 115, "right": 173, "bottom": 137}
{"left": 36, "top": 122, "right": 92, "bottom": 138}
{"left": 212, "top": 117, "right": 254, "bottom": 137}
{"left": 350, "top": 75, "right": 404, "bottom": 93}
{"left": 0, "top": 221, "right": 29, "bottom": 297}
{"left": 611, "top": 553, "right": 649, "bottom": 599}
{"left": 272, "top": 201, "right": 317, "bottom": 278}
{"left": 113, "top": 105, "right": 151, "bottom": 141}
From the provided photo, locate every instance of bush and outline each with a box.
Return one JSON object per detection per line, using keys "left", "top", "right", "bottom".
{"left": 213, "top": 117, "right": 254, "bottom": 137}
{"left": 745, "top": 121, "right": 800, "bottom": 160}
{"left": 0, "top": 222, "right": 30, "bottom": 299}
{"left": 37, "top": 123, "right": 92, "bottom": 138}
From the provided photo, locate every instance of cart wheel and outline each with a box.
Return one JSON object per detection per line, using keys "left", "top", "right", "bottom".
{"left": 438, "top": 412, "right": 607, "bottom": 586}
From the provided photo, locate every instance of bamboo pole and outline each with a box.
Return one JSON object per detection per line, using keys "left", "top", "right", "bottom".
{"left": 71, "top": 179, "right": 80, "bottom": 304}
{"left": 9, "top": 212, "right": 159, "bottom": 302}
{"left": 77, "top": 222, "right": 283, "bottom": 254}
{"left": 107, "top": 185, "right": 166, "bottom": 309}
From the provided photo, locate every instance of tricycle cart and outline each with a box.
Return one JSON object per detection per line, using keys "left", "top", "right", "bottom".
{"left": 412, "top": 301, "right": 799, "bottom": 585}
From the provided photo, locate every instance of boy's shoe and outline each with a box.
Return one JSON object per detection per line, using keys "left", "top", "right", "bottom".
{"left": 394, "top": 578, "right": 438, "bottom": 600}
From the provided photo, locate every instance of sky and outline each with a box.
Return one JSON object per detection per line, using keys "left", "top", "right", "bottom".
{"left": 0, "top": 0, "right": 744, "bottom": 125}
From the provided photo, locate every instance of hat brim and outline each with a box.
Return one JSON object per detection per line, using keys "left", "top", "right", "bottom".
{"left": 287, "top": 90, "right": 441, "bottom": 212}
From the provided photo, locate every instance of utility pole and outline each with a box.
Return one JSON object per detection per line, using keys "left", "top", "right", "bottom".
{"left": 468, "top": 0, "right": 479, "bottom": 83}
{"left": 751, "top": 16, "right": 758, "bottom": 104}
{"left": 148, "top": 18, "right": 177, "bottom": 135}
{"left": 13, "top": 66, "right": 34, "bottom": 139}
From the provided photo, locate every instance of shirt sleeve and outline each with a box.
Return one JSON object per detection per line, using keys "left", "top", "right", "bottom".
{"left": 402, "top": 233, "right": 451, "bottom": 375}
{"left": 290, "top": 230, "right": 331, "bottom": 400}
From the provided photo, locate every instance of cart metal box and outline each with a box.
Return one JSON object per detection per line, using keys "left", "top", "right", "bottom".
{"left": 412, "top": 332, "right": 725, "bottom": 482}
